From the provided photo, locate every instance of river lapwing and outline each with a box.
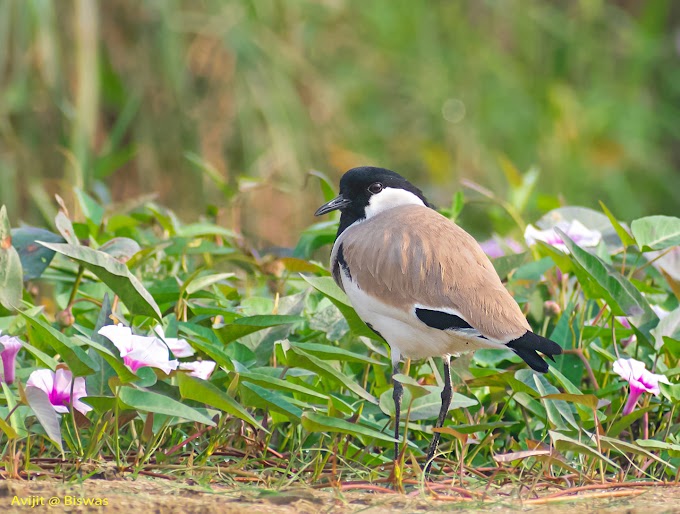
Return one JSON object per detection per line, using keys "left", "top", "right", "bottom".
{"left": 315, "top": 166, "right": 562, "bottom": 470}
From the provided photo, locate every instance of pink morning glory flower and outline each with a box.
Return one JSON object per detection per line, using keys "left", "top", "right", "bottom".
{"left": 98, "top": 324, "right": 179, "bottom": 375}
{"left": 26, "top": 368, "right": 92, "bottom": 415}
{"left": 179, "top": 360, "right": 217, "bottom": 380}
{"left": 0, "top": 331, "right": 22, "bottom": 384}
{"left": 524, "top": 220, "right": 602, "bottom": 253}
{"left": 613, "top": 358, "right": 670, "bottom": 415}
{"left": 479, "top": 237, "right": 523, "bottom": 259}
{"left": 153, "top": 326, "right": 195, "bottom": 358}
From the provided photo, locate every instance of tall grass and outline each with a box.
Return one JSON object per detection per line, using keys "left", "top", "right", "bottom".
{"left": 1, "top": 0, "right": 679, "bottom": 245}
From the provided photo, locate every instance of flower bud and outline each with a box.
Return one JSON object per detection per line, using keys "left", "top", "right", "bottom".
{"left": 56, "top": 308, "right": 75, "bottom": 327}
{"left": 543, "top": 300, "right": 561, "bottom": 317}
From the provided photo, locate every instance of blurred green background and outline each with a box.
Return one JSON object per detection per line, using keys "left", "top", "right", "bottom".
{"left": 1, "top": 0, "right": 679, "bottom": 248}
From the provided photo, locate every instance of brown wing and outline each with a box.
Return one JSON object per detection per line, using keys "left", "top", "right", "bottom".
{"left": 338, "top": 204, "right": 530, "bottom": 341}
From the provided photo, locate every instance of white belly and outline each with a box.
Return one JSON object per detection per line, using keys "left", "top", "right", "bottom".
{"left": 340, "top": 273, "right": 504, "bottom": 361}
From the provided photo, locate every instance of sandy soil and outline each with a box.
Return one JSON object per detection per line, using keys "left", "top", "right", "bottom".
{"left": 0, "top": 478, "right": 679, "bottom": 513}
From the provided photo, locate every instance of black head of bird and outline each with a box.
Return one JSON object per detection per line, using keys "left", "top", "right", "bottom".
{"left": 315, "top": 166, "right": 563, "bottom": 471}
{"left": 315, "top": 166, "right": 432, "bottom": 237}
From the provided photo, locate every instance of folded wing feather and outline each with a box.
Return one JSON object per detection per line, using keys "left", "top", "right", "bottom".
{"left": 336, "top": 204, "right": 531, "bottom": 343}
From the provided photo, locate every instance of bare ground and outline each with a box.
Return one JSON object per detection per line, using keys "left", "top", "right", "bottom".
{"left": 1, "top": 478, "right": 680, "bottom": 514}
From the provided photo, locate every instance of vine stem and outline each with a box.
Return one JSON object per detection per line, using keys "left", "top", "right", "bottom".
{"left": 67, "top": 265, "right": 85, "bottom": 308}
{"left": 564, "top": 349, "right": 600, "bottom": 390}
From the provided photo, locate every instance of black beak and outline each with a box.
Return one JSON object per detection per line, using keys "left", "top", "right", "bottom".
{"left": 314, "top": 194, "right": 351, "bottom": 216}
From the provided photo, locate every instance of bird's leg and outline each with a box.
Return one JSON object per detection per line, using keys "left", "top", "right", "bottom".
{"left": 425, "top": 354, "right": 452, "bottom": 471}
{"left": 392, "top": 361, "right": 403, "bottom": 460}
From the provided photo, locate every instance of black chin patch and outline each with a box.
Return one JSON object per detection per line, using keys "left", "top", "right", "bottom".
{"left": 415, "top": 308, "right": 472, "bottom": 330}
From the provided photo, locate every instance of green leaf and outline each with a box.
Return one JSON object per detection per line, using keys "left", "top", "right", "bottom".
{"left": 547, "top": 366, "right": 595, "bottom": 420}
{"left": 599, "top": 201, "right": 635, "bottom": 247}
{"left": 450, "top": 190, "right": 465, "bottom": 221}
{"left": 293, "top": 221, "right": 337, "bottom": 258}
{"left": 466, "top": 370, "right": 539, "bottom": 397}
{"left": 177, "top": 373, "right": 264, "bottom": 430}
{"left": 17, "top": 341, "right": 58, "bottom": 370}
{"left": 308, "top": 169, "right": 337, "bottom": 202}
{"left": 80, "top": 396, "right": 117, "bottom": 413}
{"left": 662, "top": 336, "right": 680, "bottom": 359}
{"left": 185, "top": 272, "right": 235, "bottom": 295}
{"left": 300, "top": 275, "right": 378, "bottom": 339}
{"left": 133, "top": 366, "right": 157, "bottom": 387}
{"left": 21, "top": 312, "right": 97, "bottom": 376}
{"left": 75, "top": 188, "right": 105, "bottom": 227}
{"left": 86, "top": 295, "right": 119, "bottom": 395}
{"left": 549, "top": 431, "right": 619, "bottom": 469}
{"left": 301, "top": 411, "right": 398, "bottom": 444}
{"left": 117, "top": 387, "right": 216, "bottom": 426}
{"left": 284, "top": 344, "right": 377, "bottom": 404}
{"left": 529, "top": 372, "right": 578, "bottom": 431}
{"left": 607, "top": 405, "right": 655, "bottom": 437}
{"left": 636, "top": 439, "right": 680, "bottom": 458}
{"left": 38, "top": 242, "right": 161, "bottom": 320}
{"left": 392, "top": 374, "right": 431, "bottom": 400}
{"left": 659, "top": 382, "right": 680, "bottom": 403}
{"left": 513, "top": 257, "right": 555, "bottom": 281}
{"left": 10, "top": 227, "right": 63, "bottom": 280}
{"left": 548, "top": 365, "right": 583, "bottom": 395}
{"left": 600, "top": 436, "right": 674, "bottom": 468}
{"left": 179, "top": 331, "right": 233, "bottom": 371}
{"left": 2, "top": 382, "right": 26, "bottom": 437}
{"left": 510, "top": 165, "right": 539, "bottom": 212}
{"left": 589, "top": 342, "right": 617, "bottom": 362}
{"left": 237, "top": 370, "right": 329, "bottom": 402}
{"left": 175, "top": 222, "right": 237, "bottom": 239}
{"left": 291, "top": 341, "right": 385, "bottom": 366}
{"left": 652, "top": 307, "right": 680, "bottom": 351}
{"left": 379, "top": 385, "right": 477, "bottom": 421}
{"left": 217, "top": 315, "right": 302, "bottom": 344}
{"left": 535, "top": 241, "right": 574, "bottom": 274}
{"left": 492, "top": 252, "right": 532, "bottom": 280}
{"left": 514, "top": 392, "right": 547, "bottom": 418}
{"left": 0, "top": 206, "right": 23, "bottom": 310}
{"left": 0, "top": 416, "right": 18, "bottom": 439}
{"left": 25, "top": 386, "right": 63, "bottom": 452}
{"left": 239, "top": 382, "right": 302, "bottom": 421}
{"left": 557, "top": 229, "right": 653, "bottom": 318}
{"left": 98, "top": 237, "right": 141, "bottom": 262}
{"left": 54, "top": 211, "right": 79, "bottom": 245}
{"left": 446, "top": 421, "right": 519, "bottom": 434}
{"left": 542, "top": 393, "right": 598, "bottom": 410}
{"left": 631, "top": 215, "right": 680, "bottom": 251}
{"left": 280, "top": 257, "right": 330, "bottom": 275}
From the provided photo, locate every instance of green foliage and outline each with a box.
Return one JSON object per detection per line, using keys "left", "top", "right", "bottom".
{"left": 0, "top": 172, "right": 679, "bottom": 485}
{"left": 0, "top": 207, "right": 23, "bottom": 310}
{"left": 39, "top": 242, "right": 162, "bottom": 320}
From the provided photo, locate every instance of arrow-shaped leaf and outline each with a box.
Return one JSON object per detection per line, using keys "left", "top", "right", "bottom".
{"left": 177, "top": 373, "right": 263, "bottom": 430}
{"left": 38, "top": 241, "right": 161, "bottom": 320}
{"left": 21, "top": 312, "right": 97, "bottom": 376}
{"left": 117, "top": 386, "right": 215, "bottom": 426}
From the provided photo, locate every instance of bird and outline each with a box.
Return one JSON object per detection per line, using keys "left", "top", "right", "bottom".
{"left": 314, "top": 166, "right": 562, "bottom": 470}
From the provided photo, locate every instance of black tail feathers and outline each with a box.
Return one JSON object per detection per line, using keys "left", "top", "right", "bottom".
{"left": 506, "top": 331, "right": 562, "bottom": 373}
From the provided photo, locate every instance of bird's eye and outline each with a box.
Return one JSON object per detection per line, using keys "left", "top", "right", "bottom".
{"left": 368, "top": 182, "right": 383, "bottom": 194}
